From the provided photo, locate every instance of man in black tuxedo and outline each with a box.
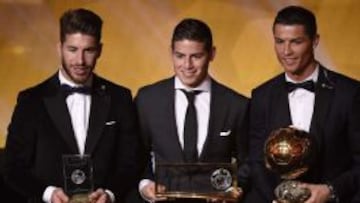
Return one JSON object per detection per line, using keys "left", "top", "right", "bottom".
{"left": 246, "top": 5, "right": 360, "bottom": 203}
{"left": 135, "top": 18, "right": 249, "bottom": 203}
{"left": 4, "top": 8, "right": 140, "bottom": 203}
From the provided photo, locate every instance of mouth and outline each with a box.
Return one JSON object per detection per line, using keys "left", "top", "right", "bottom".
{"left": 282, "top": 58, "right": 297, "bottom": 66}
{"left": 182, "top": 70, "right": 197, "bottom": 77}
{"left": 73, "top": 66, "right": 89, "bottom": 76}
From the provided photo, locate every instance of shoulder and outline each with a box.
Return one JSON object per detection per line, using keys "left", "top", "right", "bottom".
{"left": 251, "top": 73, "right": 284, "bottom": 96}
{"left": 93, "top": 75, "right": 132, "bottom": 97}
{"left": 326, "top": 68, "right": 360, "bottom": 90}
{"left": 16, "top": 74, "right": 57, "bottom": 101}
{"left": 212, "top": 79, "right": 249, "bottom": 102}
{"left": 136, "top": 77, "right": 173, "bottom": 97}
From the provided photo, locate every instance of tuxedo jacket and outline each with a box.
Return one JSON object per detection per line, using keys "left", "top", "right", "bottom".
{"left": 4, "top": 73, "right": 141, "bottom": 202}
{"left": 245, "top": 66, "right": 360, "bottom": 203}
{"left": 135, "top": 77, "right": 250, "bottom": 191}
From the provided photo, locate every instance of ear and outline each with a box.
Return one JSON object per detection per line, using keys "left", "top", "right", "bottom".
{"left": 313, "top": 34, "right": 320, "bottom": 48}
{"left": 210, "top": 46, "right": 216, "bottom": 61}
{"left": 97, "top": 43, "right": 103, "bottom": 58}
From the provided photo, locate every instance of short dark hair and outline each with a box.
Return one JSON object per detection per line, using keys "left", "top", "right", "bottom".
{"left": 273, "top": 5, "right": 317, "bottom": 40}
{"left": 60, "top": 8, "right": 103, "bottom": 43}
{"left": 171, "top": 18, "right": 213, "bottom": 52}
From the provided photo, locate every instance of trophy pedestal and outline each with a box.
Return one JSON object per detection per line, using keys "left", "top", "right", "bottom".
{"left": 69, "top": 193, "right": 90, "bottom": 203}
{"left": 264, "top": 127, "right": 315, "bottom": 203}
{"left": 275, "top": 180, "right": 311, "bottom": 203}
{"left": 156, "top": 191, "right": 239, "bottom": 201}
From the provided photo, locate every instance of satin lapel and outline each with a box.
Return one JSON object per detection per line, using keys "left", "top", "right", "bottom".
{"left": 199, "top": 81, "right": 226, "bottom": 161}
{"left": 164, "top": 80, "right": 185, "bottom": 161}
{"left": 270, "top": 76, "right": 292, "bottom": 130}
{"left": 85, "top": 81, "right": 110, "bottom": 154}
{"left": 44, "top": 76, "right": 79, "bottom": 154}
{"left": 309, "top": 67, "right": 335, "bottom": 148}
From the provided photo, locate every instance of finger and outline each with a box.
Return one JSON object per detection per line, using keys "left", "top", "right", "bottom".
{"left": 157, "top": 184, "right": 167, "bottom": 193}
{"left": 95, "top": 193, "right": 108, "bottom": 203}
{"left": 89, "top": 188, "right": 105, "bottom": 202}
{"left": 52, "top": 188, "right": 69, "bottom": 203}
{"left": 303, "top": 194, "right": 316, "bottom": 203}
{"left": 146, "top": 187, "right": 157, "bottom": 199}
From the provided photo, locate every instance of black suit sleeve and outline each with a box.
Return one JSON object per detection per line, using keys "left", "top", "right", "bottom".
{"left": 235, "top": 98, "right": 251, "bottom": 192}
{"left": 134, "top": 90, "right": 154, "bottom": 181}
{"left": 4, "top": 91, "right": 48, "bottom": 198}
{"left": 331, "top": 85, "right": 360, "bottom": 200}
{"left": 108, "top": 89, "right": 143, "bottom": 201}
{"left": 248, "top": 88, "right": 278, "bottom": 200}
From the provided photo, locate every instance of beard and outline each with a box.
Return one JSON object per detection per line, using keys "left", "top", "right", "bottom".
{"left": 61, "top": 58, "right": 93, "bottom": 84}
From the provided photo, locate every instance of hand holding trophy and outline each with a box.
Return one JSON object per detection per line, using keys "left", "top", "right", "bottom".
{"left": 264, "top": 126, "right": 315, "bottom": 203}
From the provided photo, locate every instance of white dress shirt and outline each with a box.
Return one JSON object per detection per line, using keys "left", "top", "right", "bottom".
{"left": 59, "top": 71, "right": 92, "bottom": 155}
{"left": 286, "top": 65, "right": 319, "bottom": 132}
{"left": 139, "top": 76, "right": 212, "bottom": 201}
{"left": 174, "top": 76, "right": 211, "bottom": 155}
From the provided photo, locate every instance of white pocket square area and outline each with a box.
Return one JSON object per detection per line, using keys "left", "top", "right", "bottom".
{"left": 105, "top": 121, "right": 116, "bottom": 125}
{"left": 220, "top": 130, "right": 231, "bottom": 136}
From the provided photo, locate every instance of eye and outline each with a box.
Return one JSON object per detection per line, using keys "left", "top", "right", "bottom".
{"left": 275, "top": 38, "right": 284, "bottom": 44}
{"left": 174, "top": 52, "right": 184, "bottom": 59}
{"left": 85, "top": 48, "right": 97, "bottom": 54}
{"left": 67, "top": 47, "right": 77, "bottom": 52}
{"left": 293, "top": 40, "right": 303, "bottom": 44}
{"left": 192, "top": 54, "right": 203, "bottom": 59}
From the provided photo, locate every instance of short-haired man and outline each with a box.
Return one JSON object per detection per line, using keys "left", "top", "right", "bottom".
{"left": 4, "top": 8, "right": 140, "bottom": 203}
{"left": 246, "top": 5, "right": 360, "bottom": 203}
{"left": 136, "top": 18, "right": 250, "bottom": 203}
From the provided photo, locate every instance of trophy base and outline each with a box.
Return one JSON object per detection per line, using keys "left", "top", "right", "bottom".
{"left": 69, "top": 193, "right": 90, "bottom": 203}
{"left": 156, "top": 191, "right": 238, "bottom": 201}
{"left": 275, "top": 180, "right": 311, "bottom": 203}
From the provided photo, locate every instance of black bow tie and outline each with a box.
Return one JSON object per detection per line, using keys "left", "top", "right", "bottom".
{"left": 61, "top": 84, "right": 91, "bottom": 96}
{"left": 286, "top": 80, "right": 315, "bottom": 92}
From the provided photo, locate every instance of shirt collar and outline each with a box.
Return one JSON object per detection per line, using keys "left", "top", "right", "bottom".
{"left": 174, "top": 76, "right": 211, "bottom": 92}
{"left": 285, "top": 63, "right": 319, "bottom": 83}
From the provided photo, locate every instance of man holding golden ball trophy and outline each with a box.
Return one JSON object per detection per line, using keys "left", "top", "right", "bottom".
{"left": 244, "top": 5, "right": 360, "bottom": 203}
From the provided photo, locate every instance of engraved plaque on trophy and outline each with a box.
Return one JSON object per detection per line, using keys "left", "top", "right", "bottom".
{"left": 155, "top": 162, "right": 239, "bottom": 201}
{"left": 62, "top": 154, "right": 94, "bottom": 203}
{"left": 264, "top": 126, "right": 315, "bottom": 203}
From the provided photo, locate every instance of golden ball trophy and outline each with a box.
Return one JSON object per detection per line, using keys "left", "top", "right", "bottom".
{"left": 264, "top": 126, "right": 314, "bottom": 203}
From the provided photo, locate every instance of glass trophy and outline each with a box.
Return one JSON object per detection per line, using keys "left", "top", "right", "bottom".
{"left": 155, "top": 162, "right": 239, "bottom": 201}
{"left": 62, "top": 154, "right": 94, "bottom": 203}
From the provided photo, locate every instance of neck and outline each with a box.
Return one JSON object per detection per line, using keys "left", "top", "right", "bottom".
{"left": 286, "top": 61, "right": 317, "bottom": 82}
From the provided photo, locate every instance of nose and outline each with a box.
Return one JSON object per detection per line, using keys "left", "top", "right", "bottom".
{"left": 283, "top": 43, "right": 293, "bottom": 55}
{"left": 75, "top": 51, "right": 85, "bottom": 65}
{"left": 184, "top": 57, "right": 193, "bottom": 69}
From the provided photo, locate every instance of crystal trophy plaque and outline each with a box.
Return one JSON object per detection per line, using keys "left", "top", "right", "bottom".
{"left": 62, "top": 154, "right": 94, "bottom": 203}
{"left": 155, "top": 162, "right": 239, "bottom": 201}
